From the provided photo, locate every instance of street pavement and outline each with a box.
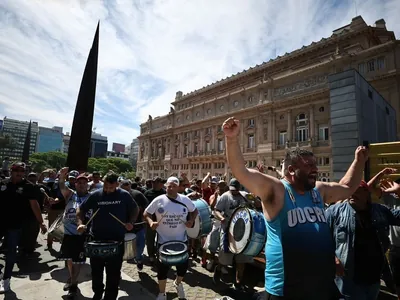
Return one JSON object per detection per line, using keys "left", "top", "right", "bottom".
{"left": 0, "top": 228, "right": 398, "bottom": 300}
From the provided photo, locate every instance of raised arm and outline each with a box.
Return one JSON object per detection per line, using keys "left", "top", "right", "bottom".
{"left": 367, "top": 168, "right": 397, "bottom": 198}
{"left": 317, "top": 146, "right": 368, "bottom": 203}
{"left": 58, "top": 167, "right": 73, "bottom": 201}
{"left": 223, "top": 117, "right": 284, "bottom": 218}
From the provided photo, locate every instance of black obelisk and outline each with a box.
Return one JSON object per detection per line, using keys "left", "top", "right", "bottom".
{"left": 22, "top": 120, "right": 32, "bottom": 163}
{"left": 67, "top": 22, "right": 99, "bottom": 172}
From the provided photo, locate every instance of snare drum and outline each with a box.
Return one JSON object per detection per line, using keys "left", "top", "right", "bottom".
{"left": 158, "top": 241, "right": 189, "bottom": 265}
{"left": 123, "top": 233, "right": 136, "bottom": 261}
{"left": 48, "top": 213, "right": 64, "bottom": 242}
{"left": 85, "top": 241, "right": 120, "bottom": 258}
{"left": 186, "top": 198, "right": 212, "bottom": 239}
{"left": 228, "top": 207, "right": 266, "bottom": 256}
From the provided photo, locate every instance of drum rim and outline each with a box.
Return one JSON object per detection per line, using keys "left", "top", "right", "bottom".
{"left": 159, "top": 241, "right": 188, "bottom": 255}
{"left": 227, "top": 206, "right": 255, "bottom": 254}
{"left": 87, "top": 241, "right": 120, "bottom": 246}
{"left": 124, "top": 233, "right": 136, "bottom": 240}
{"left": 186, "top": 198, "right": 212, "bottom": 238}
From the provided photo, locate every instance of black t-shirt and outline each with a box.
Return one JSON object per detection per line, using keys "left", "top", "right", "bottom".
{"left": 129, "top": 189, "right": 148, "bottom": 233}
{"left": 353, "top": 210, "right": 384, "bottom": 284}
{"left": 144, "top": 188, "right": 166, "bottom": 202}
{"left": 46, "top": 181, "right": 66, "bottom": 210}
{"left": 0, "top": 179, "right": 37, "bottom": 228}
{"left": 80, "top": 188, "right": 136, "bottom": 241}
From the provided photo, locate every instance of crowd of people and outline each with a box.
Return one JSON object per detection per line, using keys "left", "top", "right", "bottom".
{"left": 0, "top": 116, "right": 400, "bottom": 300}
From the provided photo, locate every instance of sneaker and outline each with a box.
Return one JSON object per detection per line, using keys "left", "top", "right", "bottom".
{"left": 173, "top": 280, "right": 185, "bottom": 299}
{"left": 156, "top": 293, "right": 166, "bottom": 300}
{"left": 213, "top": 266, "right": 221, "bottom": 285}
{"left": 137, "top": 261, "right": 144, "bottom": 271}
{"left": 63, "top": 278, "right": 71, "bottom": 291}
{"left": 67, "top": 284, "right": 77, "bottom": 299}
{"left": 206, "top": 260, "right": 214, "bottom": 271}
{"left": 0, "top": 278, "right": 10, "bottom": 293}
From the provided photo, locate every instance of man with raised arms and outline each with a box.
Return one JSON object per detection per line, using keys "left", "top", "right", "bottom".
{"left": 222, "top": 117, "right": 368, "bottom": 300}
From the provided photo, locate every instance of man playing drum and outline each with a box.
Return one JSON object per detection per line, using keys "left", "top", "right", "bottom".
{"left": 56, "top": 167, "right": 91, "bottom": 299}
{"left": 213, "top": 178, "right": 253, "bottom": 290}
{"left": 222, "top": 116, "right": 368, "bottom": 300}
{"left": 144, "top": 176, "right": 198, "bottom": 300}
{"left": 77, "top": 172, "right": 138, "bottom": 300}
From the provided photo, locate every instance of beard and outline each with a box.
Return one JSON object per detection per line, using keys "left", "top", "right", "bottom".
{"left": 295, "top": 169, "right": 316, "bottom": 191}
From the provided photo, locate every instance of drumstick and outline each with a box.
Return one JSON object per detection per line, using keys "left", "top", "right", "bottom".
{"left": 109, "top": 212, "right": 126, "bottom": 226}
{"left": 159, "top": 211, "right": 168, "bottom": 222}
{"left": 86, "top": 208, "right": 100, "bottom": 226}
{"left": 39, "top": 188, "right": 50, "bottom": 199}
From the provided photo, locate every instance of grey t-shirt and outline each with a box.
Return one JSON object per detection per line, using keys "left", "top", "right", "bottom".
{"left": 382, "top": 193, "right": 400, "bottom": 246}
{"left": 215, "top": 191, "right": 248, "bottom": 231}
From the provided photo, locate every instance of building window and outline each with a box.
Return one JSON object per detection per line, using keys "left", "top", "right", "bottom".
{"left": 206, "top": 141, "right": 211, "bottom": 152}
{"left": 296, "top": 113, "right": 308, "bottom": 142}
{"left": 318, "top": 157, "right": 330, "bottom": 166}
{"left": 248, "top": 119, "right": 255, "bottom": 127}
{"left": 319, "top": 106, "right": 324, "bottom": 112}
{"left": 318, "top": 172, "right": 330, "bottom": 182}
{"left": 218, "top": 139, "right": 224, "bottom": 151}
{"left": 279, "top": 131, "right": 287, "bottom": 145}
{"left": 318, "top": 125, "right": 329, "bottom": 141}
{"left": 184, "top": 145, "right": 188, "bottom": 155}
{"left": 174, "top": 145, "right": 178, "bottom": 157}
{"left": 367, "top": 60, "right": 375, "bottom": 72}
{"left": 205, "top": 127, "right": 211, "bottom": 135}
{"left": 193, "top": 143, "right": 198, "bottom": 153}
{"left": 193, "top": 130, "right": 199, "bottom": 138}
{"left": 248, "top": 134, "right": 255, "bottom": 148}
{"left": 233, "top": 100, "right": 239, "bottom": 107}
{"left": 358, "top": 63, "right": 365, "bottom": 74}
{"left": 377, "top": 57, "right": 385, "bottom": 70}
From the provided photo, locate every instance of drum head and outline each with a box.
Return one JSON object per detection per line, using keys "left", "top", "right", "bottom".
{"left": 186, "top": 215, "right": 200, "bottom": 238}
{"left": 160, "top": 242, "right": 187, "bottom": 255}
{"left": 228, "top": 207, "right": 252, "bottom": 254}
{"left": 88, "top": 241, "right": 118, "bottom": 246}
{"left": 125, "top": 233, "right": 136, "bottom": 241}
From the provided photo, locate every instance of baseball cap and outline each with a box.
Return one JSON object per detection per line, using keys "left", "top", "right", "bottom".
{"left": 229, "top": 178, "right": 241, "bottom": 191}
{"left": 76, "top": 174, "right": 89, "bottom": 181}
{"left": 218, "top": 180, "right": 227, "bottom": 186}
{"left": 69, "top": 170, "right": 79, "bottom": 179}
{"left": 28, "top": 172, "right": 37, "bottom": 177}
{"left": 166, "top": 176, "right": 180, "bottom": 186}
{"left": 153, "top": 176, "right": 163, "bottom": 183}
{"left": 11, "top": 162, "right": 26, "bottom": 171}
{"left": 210, "top": 176, "right": 218, "bottom": 184}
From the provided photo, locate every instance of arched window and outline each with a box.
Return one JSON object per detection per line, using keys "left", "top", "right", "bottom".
{"left": 296, "top": 113, "right": 308, "bottom": 142}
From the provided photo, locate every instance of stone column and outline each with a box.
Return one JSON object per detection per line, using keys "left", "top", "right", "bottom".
{"left": 257, "top": 115, "right": 263, "bottom": 143}
{"left": 287, "top": 110, "right": 292, "bottom": 142}
{"left": 240, "top": 120, "right": 245, "bottom": 152}
{"left": 309, "top": 105, "right": 315, "bottom": 139}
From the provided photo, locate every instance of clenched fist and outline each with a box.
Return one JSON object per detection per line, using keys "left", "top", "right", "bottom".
{"left": 222, "top": 117, "right": 240, "bottom": 138}
{"left": 354, "top": 146, "right": 369, "bottom": 163}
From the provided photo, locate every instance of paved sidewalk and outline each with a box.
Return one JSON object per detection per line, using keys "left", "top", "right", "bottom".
{"left": 0, "top": 233, "right": 155, "bottom": 300}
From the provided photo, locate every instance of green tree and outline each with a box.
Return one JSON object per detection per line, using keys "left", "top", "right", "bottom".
{"left": 30, "top": 152, "right": 67, "bottom": 170}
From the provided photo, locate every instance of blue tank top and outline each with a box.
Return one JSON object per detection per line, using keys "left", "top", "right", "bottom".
{"left": 63, "top": 192, "right": 90, "bottom": 235}
{"left": 264, "top": 180, "right": 335, "bottom": 299}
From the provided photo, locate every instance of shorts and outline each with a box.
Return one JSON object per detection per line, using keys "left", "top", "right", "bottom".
{"left": 389, "top": 246, "right": 400, "bottom": 286}
{"left": 58, "top": 234, "right": 86, "bottom": 264}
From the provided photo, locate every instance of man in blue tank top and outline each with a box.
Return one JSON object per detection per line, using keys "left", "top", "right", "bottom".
{"left": 56, "top": 167, "right": 91, "bottom": 299}
{"left": 222, "top": 117, "right": 368, "bottom": 300}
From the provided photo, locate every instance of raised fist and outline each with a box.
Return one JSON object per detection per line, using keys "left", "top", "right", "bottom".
{"left": 222, "top": 117, "right": 240, "bottom": 138}
{"left": 354, "top": 146, "right": 369, "bottom": 163}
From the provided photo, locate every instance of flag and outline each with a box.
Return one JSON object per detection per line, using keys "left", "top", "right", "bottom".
{"left": 67, "top": 21, "right": 99, "bottom": 171}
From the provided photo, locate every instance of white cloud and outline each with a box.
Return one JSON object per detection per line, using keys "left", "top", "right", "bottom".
{"left": 0, "top": 0, "right": 399, "bottom": 148}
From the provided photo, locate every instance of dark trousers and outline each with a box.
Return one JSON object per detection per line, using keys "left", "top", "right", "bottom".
{"left": 145, "top": 224, "right": 156, "bottom": 259}
{"left": 0, "top": 228, "right": 21, "bottom": 279}
{"left": 19, "top": 219, "right": 39, "bottom": 254}
{"left": 90, "top": 250, "right": 124, "bottom": 300}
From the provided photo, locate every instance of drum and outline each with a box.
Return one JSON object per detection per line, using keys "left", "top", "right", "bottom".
{"left": 186, "top": 198, "right": 212, "bottom": 239}
{"left": 158, "top": 241, "right": 189, "bottom": 265}
{"left": 48, "top": 213, "right": 64, "bottom": 242}
{"left": 85, "top": 241, "right": 120, "bottom": 258}
{"left": 228, "top": 207, "right": 266, "bottom": 256}
{"left": 123, "top": 233, "right": 136, "bottom": 261}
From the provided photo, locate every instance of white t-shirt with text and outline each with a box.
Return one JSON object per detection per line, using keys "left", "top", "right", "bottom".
{"left": 145, "top": 194, "right": 196, "bottom": 244}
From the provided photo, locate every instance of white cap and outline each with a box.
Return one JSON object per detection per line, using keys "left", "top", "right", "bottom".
{"left": 166, "top": 176, "right": 180, "bottom": 186}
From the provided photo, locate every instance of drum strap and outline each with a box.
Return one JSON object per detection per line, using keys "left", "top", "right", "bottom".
{"left": 166, "top": 196, "right": 195, "bottom": 228}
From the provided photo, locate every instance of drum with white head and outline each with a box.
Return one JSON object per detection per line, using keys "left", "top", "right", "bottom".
{"left": 186, "top": 198, "right": 212, "bottom": 239}
{"left": 158, "top": 241, "right": 189, "bottom": 265}
{"left": 228, "top": 207, "right": 266, "bottom": 256}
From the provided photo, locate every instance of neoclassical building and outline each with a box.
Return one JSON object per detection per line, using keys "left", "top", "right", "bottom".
{"left": 137, "top": 16, "right": 400, "bottom": 181}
